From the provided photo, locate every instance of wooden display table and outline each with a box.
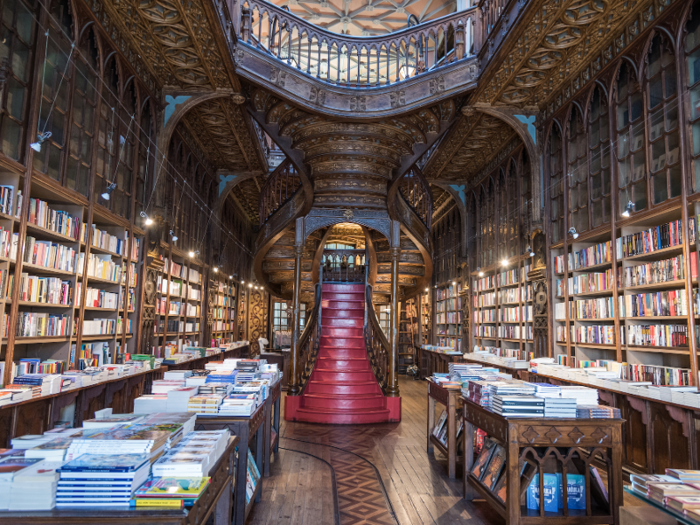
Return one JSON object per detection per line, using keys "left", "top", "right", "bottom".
{"left": 196, "top": 401, "right": 265, "bottom": 525}
{"left": 427, "top": 379, "right": 463, "bottom": 478}
{"left": 462, "top": 397, "right": 624, "bottom": 524}
{"left": 0, "top": 435, "right": 240, "bottom": 524}
{"left": 418, "top": 347, "right": 464, "bottom": 378}
{"left": 263, "top": 377, "right": 282, "bottom": 477}
{"left": 165, "top": 345, "right": 249, "bottom": 371}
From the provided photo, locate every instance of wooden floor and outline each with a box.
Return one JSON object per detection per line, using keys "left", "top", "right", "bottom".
{"left": 248, "top": 376, "right": 646, "bottom": 525}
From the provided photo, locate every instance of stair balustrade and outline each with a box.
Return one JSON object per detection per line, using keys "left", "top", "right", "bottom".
{"left": 294, "top": 280, "right": 323, "bottom": 394}
{"left": 364, "top": 284, "right": 393, "bottom": 396}
{"left": 321, "top": 249, "right": 366, "bottom": 283}
{"left": 398, "top": 167, "right": 433, "bottom": 230}
{"left": 240, "top": 0, "right": 476, "bottom": 87}
{"left": 259, "top": 159, "right": 302, "bottom": 226}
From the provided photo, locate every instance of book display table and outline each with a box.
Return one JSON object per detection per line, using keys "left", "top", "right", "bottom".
{"left": 165, "top": 345, "right": 250, "bottom": 371}
{"left": 623, "top": 486, "right": 695, "bottom": 525}
{"left": 263, "top": 378, "right": 282, "bottom": 477}
{"left": 419, "top": 348, "right": 464, "bottom": 378}
{"left": 196, "top": 401, "right": 265, "bottom": 525}
{"left": 462, "top": 397, "right": 624, "bottom": 524}
{"left": 427, "top": 379, "right": 463, "bottom": 479}
{"left": 0, "top": 435, "right": 240, "bottom": 525}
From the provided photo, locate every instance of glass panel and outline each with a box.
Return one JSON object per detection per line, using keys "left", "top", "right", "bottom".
{"left": 653, "top": 172, "right": 667, "bottom": 203}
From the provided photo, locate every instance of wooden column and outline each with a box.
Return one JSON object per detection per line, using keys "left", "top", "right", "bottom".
{"left": 388, "top": 247, "right": 400, "bottom": 397}
{"left": 289, "top": 244, "right": 304, "bottom": 395}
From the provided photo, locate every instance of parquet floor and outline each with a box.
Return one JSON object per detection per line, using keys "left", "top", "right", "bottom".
{"left": 247, "top": 376, "right": 645, "bottom": 525}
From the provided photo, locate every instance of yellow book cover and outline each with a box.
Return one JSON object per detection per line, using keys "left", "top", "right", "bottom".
{"left": 132, "top": 499, "right": 184, "bottom": 508}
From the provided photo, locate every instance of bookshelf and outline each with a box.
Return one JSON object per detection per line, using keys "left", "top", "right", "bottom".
{"left": 470, "top": 258, "right": 533, "bottom": 361}
{"left": 211, "top": 276, "right": 237, "bottom": 347}
{"left": 435, "top": 282, "right": 463, "bottom": 352}
{"left": 398, "top": 299, "right": 417, "bottom": 373}
{"left": 551, "top": 206, "right": 699, "bottom": 384}
{"left": 420, "top": 291, "right": 431, "bottom": 346}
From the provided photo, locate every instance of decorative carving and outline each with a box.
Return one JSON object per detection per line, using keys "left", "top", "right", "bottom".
{"left": 350, "top": 96, "right": 366, "bottom": 111}
{"left": 231, "top": 93, "right": 246, "bottom": 104}
{"left": 270, "top": 67, "right": 287, "bottom": 87}
{"left": 390, "top": 90, "right": 406, "bottom": 109}
{"left": 429, "top": 76, "right": 445, "bottom": 95}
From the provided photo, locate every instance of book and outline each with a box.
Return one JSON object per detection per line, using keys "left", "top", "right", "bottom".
{"left": 59, "top": 454, "right": 150, "bottom": 473}
{"left": 470, "top": 438, "right": 497, "bottom": 481}
{"left": 493, "top": 472, "right": 507, "bottom": 504}
{"left": 133, "top": 477, "right": 210, "bottom": 500}
{"left": 481, "top": 445, "right": 506, "bottom": 490}
{"left": 527, "top": 474, "right": 559, "bottom": 512}
{"left": 667, "top": 495, "right": 700, "bottom": 513}
{"left": 589, "top": 466, "right": 610, "bottom": 508}
{"left": 557, "top": 473, "right": 585, "bottom": 510}
{"left": 131, "top": 498, "right": 184, "bottom": 508}
{"left": 433, "top": 410, "right": 447, "bottom": 438}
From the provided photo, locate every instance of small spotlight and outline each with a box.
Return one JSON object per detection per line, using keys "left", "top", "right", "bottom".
{"left": 425, "top": 288, "right": 429, "bottom": 292}
{"left": 213, "top": 267, "right": 218, "bottom": 273}
{"left": 169, "top": 230, "right": 178, "bottom": 242}
{"left": 101, "top": 181, "right": 117, "bottom": 200}
{"left": 501, "top": 258, "right": 509, "bottom": 267}
{"left": 229, "top": 275, "right": 233, "bottom": 279}
{"left": 477, "top": 267, "right": 484, "bottom": 277}
{"left": 248, "top": 283, "right": 253, "bottom": 288}
{"left": 526, "top": 245, "right": 535, "bottom": 257}
{"left": 188, "top": 251, "right": 195, "bottom": 258}
{"left": 568, "top": 227, "right": 579, "bottom": 239}
{"left": 621, "top": 200, "right": 634, "bottom": 218}
{"left": 452, "top": 281, "right": 457, "bottom": 286}
{"left": 241, "top": 280, "right": 245, "bottom": 285}
{"left": 140, "top": 211, "right": 153, "bottom": 226}
{"left": 30, "top": 131, "right": 52, "bottom": 152}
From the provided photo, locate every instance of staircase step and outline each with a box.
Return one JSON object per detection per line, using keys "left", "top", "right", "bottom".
{"left": 316, "top": 357, "right": 370, "bottom": 370}
{"left": 322, "top": 308, "right": 364, "bottom": 319}
{"left": 322, "top": 300, "right": 364, "bottom": 309}
{"left": 306, "top": 380, "right": 382, "bottom": 395}
{"left": 312, "top": 369, "right": 376, "bottom": 382}
{"left": 320, "top": 335, "right": 364, "bottom": 347}
{"left": 322, "top": 292, "right": 364, "bottom": 301}
{"left": 293, "top": 406, "right": 391, "bottom": 425}
{"left": 301, "top": 393, "right": 386, "bottom": 410}
{"left": 321, "top": 328, "right": 363, "bottom": 338}
{"left": 319, "top": 348, "right": 367, "bottom": 359}
{"left": 323, "top": 284, "right": 364, "bottom": 292}
{"left": 323, "top": 318, "right": 363, "bottom": 328}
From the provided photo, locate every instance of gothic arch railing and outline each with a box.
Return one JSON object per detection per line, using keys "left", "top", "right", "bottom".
{"left": 296, "top": 280, "right": 323, "bottom": 394}
{"left": 398, "top": 167, "right": 433, "bottom": 230}
{"left": 240, "top": 0, "right": 476, "bottom": 87}
{"left": 321, "top": 249, "right": 366, "bottom": 283}
{"left": 259, "top": 159, "right": 301, "bottom": 226}
{"left": 364, "top": 284, "right": 391, "bottom": 395}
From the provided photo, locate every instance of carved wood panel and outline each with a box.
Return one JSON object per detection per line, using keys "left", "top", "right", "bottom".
{"left": 247, "top": 288, "right": 268, "bottom": 356}
{"left": 615, "top": 395, "right": 648, "bottom": 473}
{"left": 650, "top": 402, "right": 692, "bottom": 474}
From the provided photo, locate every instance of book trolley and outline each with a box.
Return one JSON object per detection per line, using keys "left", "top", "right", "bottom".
{"left": 427, "top": 379, "right": 463, "bottom": 479}
{"left": 195, "top": 400, "right": 265, "bottom": 525}
{"left": 462, "top": 397, "right": 624, "bottom": 524}
{"left": 0, "top": 435, "right": 240, "bottom": 525}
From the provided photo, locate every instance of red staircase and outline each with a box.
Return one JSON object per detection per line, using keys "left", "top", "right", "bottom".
{"left": 284, "top": 283, "right": 401, "bottom": 424}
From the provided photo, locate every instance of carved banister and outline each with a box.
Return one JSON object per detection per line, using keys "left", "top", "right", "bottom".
{"left": 364, "top": 284, "right": 392, "bottom": 396}
{"left": 259, "top": 159, "right": 301, "bottom": 226}
{"left": 398, "top": 167, "right": 433, "bottom": 231}
{"left": 321, "top": 249, "right": 366, "bottom": 283}
{"left": 239, "top": 0, "right": 476, "bottom": 87}
{"left": 293, "top": 280, "right": 323, "bottom": 395}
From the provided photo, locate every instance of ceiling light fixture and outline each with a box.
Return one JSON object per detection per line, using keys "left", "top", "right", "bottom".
{"left": 169, "top": 230, "right": 178, "bottom": 242}
{"left": 30, "top": 131, "right": 52, "bottom": 152}
{"left": 621, "top": 200, "right": 634, "bottom": 218}
{"left": 526, "top": 245, "right": 535, "bottom": 257}
{"left": 140, "top": 211, "right": 153, "bottom": 226}
{"left": 568, "top": 227, "right": 579, "bottom": 239}
{"left": 101, "top": 181, "right": 117, "bottom": 201}
{"left": 477, "top": 267, "right": 484, "bottom": 277}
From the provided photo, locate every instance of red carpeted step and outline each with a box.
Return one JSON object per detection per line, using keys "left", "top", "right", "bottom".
{"left": 322, "top": 308, "right": 364, "bottom": 319}
{"left": 305, "top": 380, "right": 382, "bottom": 395}
{"left": 319, "top": 335, "right": 364, "bottom": 347}
{"left": 321, "top": 300, "right": 364, "bottom": 309}
{"left": 316, "top": 357, "right": 370, "bottom": 370}
{"left": 292, "top": 407, "right": 392, "bottom": 425}
{"left": 312, "top": 369, "right": 376, "bottom": 382}
{"left": 318, "top": 348, "right": 366, "bottom": 359}
{"left": 322, "top": 284, "right": 364, "bottom": 292}
{"left": 321, "top": 292, "right": 364, "bottom": 301}
{"left": 323, "top": 318, "right": 363, "bottom": 328}
{"left": 301, "top": 393, "right": 386, "bottom": 410}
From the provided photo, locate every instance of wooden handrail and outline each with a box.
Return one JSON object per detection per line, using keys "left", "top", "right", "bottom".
{"left": 364, "top": 284, "right": 392, "bottom": 395}
{"left": 259, "top": 159, "right": 302, "bottom": 226}
{"left": 294, "top": 279, "right": 323, "bottom": 394}
{"left": 398, "top": 167, "right": 433, "bottom": 230}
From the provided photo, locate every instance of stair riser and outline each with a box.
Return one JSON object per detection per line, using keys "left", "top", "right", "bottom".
{"left": 322, "top": 284, "right": 364, "bottom": 292}
{"left": 322, "top": 328, "right": 363, "bottom": 338}
{"left": 306, "top": 382, "right": 382, "bottom": 395}
{"left": 319, "top": 349, "right": 367, "bottom": 359}
{"left": 322, "top": 309, "right": 364, "bottom": 319}
{"left": 302, "top": 396, "right": 385, "bottom": 410}
{"left": 322, "top": 301, "right": 365, "bottom": 309}
{"left": 323, "top": 318, "right": 363, "bottom": 328}
{"left": 292, "top": 408, "right": 391, "bottom": 425}
{"left": 322, "top": 293, "right": 364, "bottom": 301}
{"left": 317, "top": 359, "right": 370, "bottom": 371}
{"left": 312, "top": 370, "right": 376, "bottom": 382}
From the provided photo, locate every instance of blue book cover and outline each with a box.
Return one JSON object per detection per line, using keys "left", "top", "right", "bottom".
{"left": 557, "top": 473, "right": 586, "bottom": 510}
{"left": 527, "top": 474, "right": 559, "bottom": 512}
{"left": 59, "top": 454, "right": 149, "bottom": 473}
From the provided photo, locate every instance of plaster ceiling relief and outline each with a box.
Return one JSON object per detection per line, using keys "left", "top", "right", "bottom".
{"left": 474, "top": 0, "right": 649, "bottom": 108}
{"left": 261, "top": 0, "right": 456, "bottom": 37}
{"left": 98, "top": 0, "right": 235, "bottom": 89}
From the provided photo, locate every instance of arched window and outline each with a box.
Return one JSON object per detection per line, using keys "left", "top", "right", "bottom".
{"left": 135, "top": 99, "right": 153, "bottom": 218}
{"left": 646, "top": 34, "right": 680, "bottom": 204}
{"left": 548, "top": 125, "right": 564, "bottom": 243}
{"left": 616, "top": 62, "right": 647, "bottom": 214}
{"left": 497, "top": 169, "right": 507, "bottom": 260}
{"left": 468, "top": 192, "right": 477, "bottom": 270}
{"left": 507, "top": 159, "right": 518, "bottom": 257}
{"left": 0, "top": 0, "right": 38, "bottom": 161}
{"left": 520, "top": 151, "right": 531, "bottom": 249}
{"left": 95, "top": 57, "right": 119, "bottom": 205}
{"left": 686, "top": 1, "right": 700, "bottom": 191}
{"left": 34, "top": 0, "right": 74, "bottom": 180}
{"left": 66, "top": 28, "right": 98, "bottom": 196}
{"left": 588, "top": 87, "right": 610, "bottom": 226}
{"left": 568, "top": 107, "right": 588, "bottom": 233}
{"left": 111, "top": 80, "right": 137, "bottom": 219}
{"left": 481, "top": 179, "right": 495, "bottom": 267}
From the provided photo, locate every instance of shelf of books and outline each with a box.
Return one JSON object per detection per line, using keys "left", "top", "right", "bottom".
{"left": 153, "top": 254, "right": 203, "bottom": 358}
{"left": 471, "top": 258, "right": 533, "bottom": 361}
{"left": 551, "top": 205, "right": 700, "bottom": 386}
{"left": 435, "top": 282, "right": 463, "bottom": 352}
{"left": 0, "top": 173, "right": 145, "bottom": 379}
{"left": 211, "top": 277, "right": 236, "bottom": 347}
{"left": 398, "top": 300, "right": 417, "bottom": 373}
{"left": 420, "top": 292, "right": 431, "bottom": 346}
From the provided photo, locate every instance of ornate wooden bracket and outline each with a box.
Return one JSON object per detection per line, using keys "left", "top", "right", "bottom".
{"left": 626, "top": 395, "right": 649, "bottom": 425}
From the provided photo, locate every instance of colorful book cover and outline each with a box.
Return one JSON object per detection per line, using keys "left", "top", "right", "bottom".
{"left": 134, "top": 477, "right": 211, "bottom": 499}
{"left": 0, "top": 457, "right": 42, "bottom": 478}
{"left": 527, "top": 474, "right": 559, "bottom": 512}
{"left": 481, "top": 445, "right": 506, "bottom": 490}
{"left": 556, "top": 473, "right": 585, "bottom": 510}
{"left": 470, "top": 438, "right": 496, "bottom": 481}
{"left": 59, "top": 454, "right": 149, "bottom": 472}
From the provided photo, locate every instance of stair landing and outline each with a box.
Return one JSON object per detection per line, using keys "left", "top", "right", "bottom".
{"left": 285, "top": 283, "right": 401, "bottom": 424}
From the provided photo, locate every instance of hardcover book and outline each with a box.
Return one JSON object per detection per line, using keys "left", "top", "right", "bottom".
{"left": 481, "top": 445, "right": 506, "bottom": 490}
{"left": 527, "top": 474, "right": 559, "bottom": 512}
{"left": 470, "top": 438, "right": 497, "bottom": 481}
{"left": 556, "top": 473, "right": 585, "bottom": 510}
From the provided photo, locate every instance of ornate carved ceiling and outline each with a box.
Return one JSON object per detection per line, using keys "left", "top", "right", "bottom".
{"left": 264, "top": 0, "right": 455, "bottom": 36}
{"left": 231, "top": 178, "right": 265, "bottom": 223}
{"left": 325, "top": 223, "right": 366, "bottom": 247}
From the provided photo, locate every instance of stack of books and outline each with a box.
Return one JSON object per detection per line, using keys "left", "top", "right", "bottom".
{"left": 492, "top": 395, "right": 544, "bottom": 417}
{"left": 56, "top": 454, "right": 151, "bottom": 507}
{"left": 152, "top": 430, "right": 228, "bottom": 478}
{"left": 187, "top": 394, "right": 225, "bottom": 414}
{"left": 64, "top": 426, "right": 173, "bottom": 461}
{"left": 131, "top": 477, "right": 211, "bottom": 508}
{"left": 219, "top": 396, "right": 256, "bottom": 416}
{"left": 8, "top": 460, "right": 63, "bottom": 510}
{"left": 133, "top": 394, "right": 168, "bottom": 413}
{"left": 0, "top": 458, "right": 46, "bottom": 509}
{"left": 543, "top": 397, "right": 577, "bottom": 418}
{"left": 166, "top": 386, "right": 199, "bottom": 412}
{"left": 576, "top": 405, "right": 621, "bottom": 418}
{"left": 559, "top": 386, "right": 599, "bottom": 405}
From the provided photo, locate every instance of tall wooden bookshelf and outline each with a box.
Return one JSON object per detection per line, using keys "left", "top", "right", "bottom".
{"left": 420, "top": 292, "right": 431, "bottom": 346}
{"left": 398, "top": 300, "right": 417, "bottom": 373}
{"left": 471, "top": 258, "right": 533, "bottom": 359}
{"left": 551, "top": 206, "right": 699, "bottom": 382}
{"left": 211, "top": 276, "right": 237, "bottom": 347}
{"left": 435, "top": 282, "right": 463, "bottom": 351}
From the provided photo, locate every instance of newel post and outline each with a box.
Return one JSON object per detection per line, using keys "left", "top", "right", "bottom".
{"left": 387, "top": 246, "right": 401, "bottom": 397}
{"left": 289, "top": 242, "right": 304, "bottom": 395}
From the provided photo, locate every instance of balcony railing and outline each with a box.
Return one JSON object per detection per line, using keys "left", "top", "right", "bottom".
{"left": 399, "top": 167, "right": 432, "bottom": 230}
{"left": 321, "top": 249, "right": 366, "bottom": 283}
{"left": 240, "top": 0, "right": 476, "bottom": 87}
{"left": 259, "top": 159, "right": 301, "bottom": 226}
